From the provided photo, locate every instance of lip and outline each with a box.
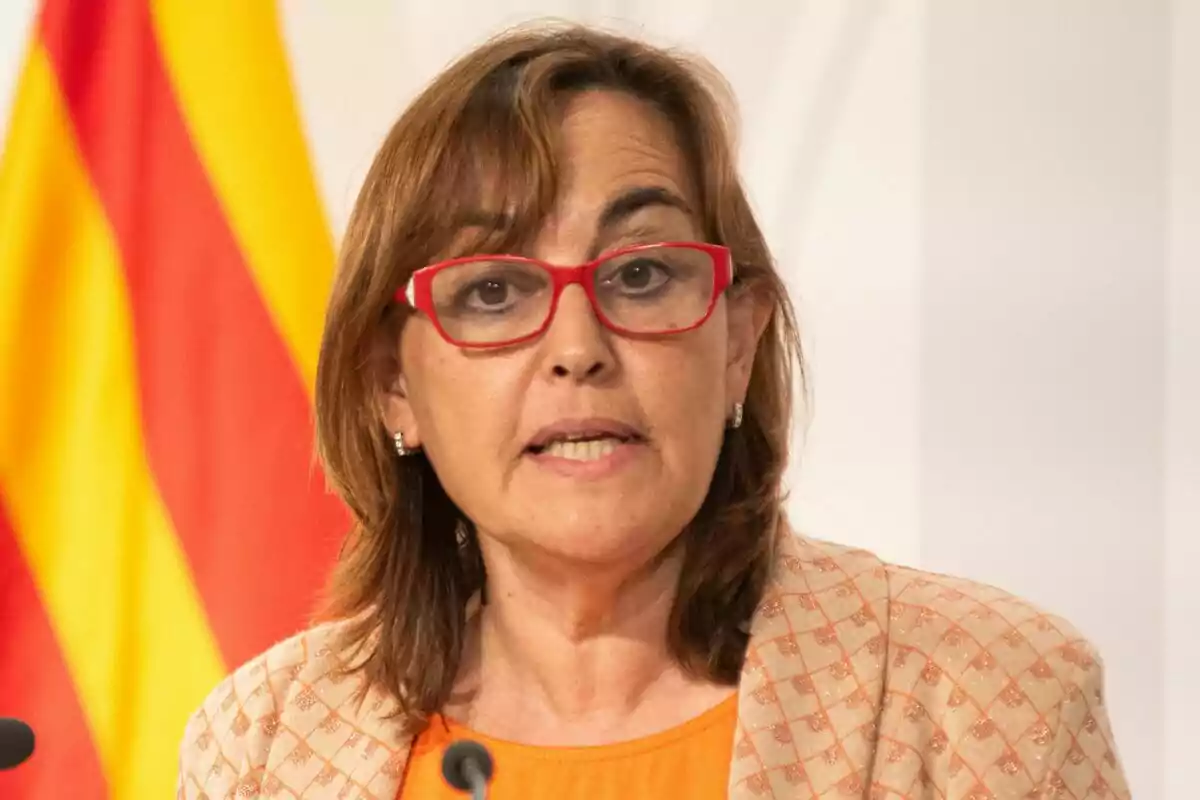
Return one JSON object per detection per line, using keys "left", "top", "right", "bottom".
{"left": 525, "top": 417, "right": 646, "bottom": 451}
{"left": 524, "top": 437, "right": 647, "bottom": 480}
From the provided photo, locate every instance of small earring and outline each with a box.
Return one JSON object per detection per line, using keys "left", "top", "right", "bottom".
{"left": 393, "top": 431, "right": 416, "bottom": 456}
{"left": 730, "top": 402, "right": 744, "bottom": 430}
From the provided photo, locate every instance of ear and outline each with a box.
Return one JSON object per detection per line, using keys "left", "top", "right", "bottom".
{"left": 725, "top": 288, "right": 772, "bottom": 410}
{"left": 382, "top": 370, "right": 422, "bottom": 449}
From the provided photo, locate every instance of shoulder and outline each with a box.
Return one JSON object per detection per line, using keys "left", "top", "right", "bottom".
{"left": 766, "top": 532, "right": 1127, "bottom": 796}
{"left": 175, "top": 620, "right": 354, "bottom": 799}
{"left": 875, "top": 560, "right": 1126, "bottom": 796}
{"left": 879, "top": 558, "right": 1104, "bottom": 708}
{"left": 882, "top": 555, "right": 1092, "bottom": 653}
{"left": 779, "top": 533, "right": 1102, "bottom": 682}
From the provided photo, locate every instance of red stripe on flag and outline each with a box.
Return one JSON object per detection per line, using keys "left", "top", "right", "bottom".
{"left": 0, "top": 502, "right": 108, "bottom": 800}
{"left": 38, "top": 0, "right": 347, "bottom": 666}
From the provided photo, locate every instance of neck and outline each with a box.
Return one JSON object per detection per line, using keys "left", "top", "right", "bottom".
{"left": 463, "top": 537, "right": 692, "bottom": 723}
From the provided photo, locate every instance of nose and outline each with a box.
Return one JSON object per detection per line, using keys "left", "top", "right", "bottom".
{"left": 541, "top": 285, "right": 615, "bottom": 382}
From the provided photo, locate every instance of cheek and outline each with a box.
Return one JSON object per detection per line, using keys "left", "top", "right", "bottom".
{"left": 406, "top": 337, "right": 524, "bottom": 481}
{"left": 625, "top": 329, "right": 729, "bottom": 461}
{"left": 414, "top": 364, "right": 524, "bottom": 529}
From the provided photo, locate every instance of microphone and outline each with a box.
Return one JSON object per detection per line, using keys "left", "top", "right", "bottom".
{"left": 0, "top": 718, "right": 35, "bottom": 770}
{"left": 441, "top": 739, "right": 494, "bottom": 799}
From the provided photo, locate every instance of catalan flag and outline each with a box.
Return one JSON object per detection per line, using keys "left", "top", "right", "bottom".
{"left": 0, "top": 2, "right": 346, "bottom": 797}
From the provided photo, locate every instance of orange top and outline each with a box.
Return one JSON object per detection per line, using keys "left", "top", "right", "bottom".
{"left": 397, "top": 695, "right": 738, "bottom": 799}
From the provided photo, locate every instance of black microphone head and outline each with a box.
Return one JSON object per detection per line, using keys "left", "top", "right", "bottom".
{"left": 0, "top": 718, "right": 35, "bottom": 770}
{"left": 440, "top": 738, "right": 494, "bottom": 791}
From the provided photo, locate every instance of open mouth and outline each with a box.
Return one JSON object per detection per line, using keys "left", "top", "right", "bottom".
{"left": 526, "top": 432, "right": 644, "bottom": 462}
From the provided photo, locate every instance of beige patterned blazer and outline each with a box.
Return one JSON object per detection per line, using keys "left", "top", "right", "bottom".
{"left": 177, "top": 531, "right": 1130, "bottom": 799}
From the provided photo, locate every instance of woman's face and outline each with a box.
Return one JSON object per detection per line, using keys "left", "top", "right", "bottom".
{"left": 387, "top": 89, "right": 763, "bottom": 568}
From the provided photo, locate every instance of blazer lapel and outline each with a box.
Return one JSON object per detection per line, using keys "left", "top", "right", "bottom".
{"left": 729, "top": 531, "right": 889, "bottom": 798}
{"left": 262, "top": 655, "right": 415, "bottom": 799}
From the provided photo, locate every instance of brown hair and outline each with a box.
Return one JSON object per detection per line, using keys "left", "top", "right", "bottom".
{"left": 314, "top": 22, "right": 805, "bottom": 728}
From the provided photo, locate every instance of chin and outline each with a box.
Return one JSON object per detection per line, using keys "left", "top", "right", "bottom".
{"left": 523, "top": 510, "right": 682, "bottom": 567}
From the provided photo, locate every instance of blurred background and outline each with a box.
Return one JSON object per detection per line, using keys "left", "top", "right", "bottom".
{"left": 0, "top": 1, "right": 1195, "bottom": 798}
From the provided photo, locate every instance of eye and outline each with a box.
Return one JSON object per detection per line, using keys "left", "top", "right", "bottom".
{"left": 449, "top": 266, "right": 546, "bottom": 314}
{"left": 602, "top": 257, "right": 672, "bottom": 296}
{"left": 468, "top": 278, "right": 511, "bottom": 308}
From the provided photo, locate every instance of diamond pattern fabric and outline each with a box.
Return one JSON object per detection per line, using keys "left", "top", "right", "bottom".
{"left": 177, "top": 528, "right": 1128, "bottom": 799}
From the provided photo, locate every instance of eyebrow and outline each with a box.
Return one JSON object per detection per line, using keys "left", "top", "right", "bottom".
{"left": 447, "top": 185, "right": 694, "bottom": 252}
{"left": 595, "top": 186, "right": 693, "bottom": 234}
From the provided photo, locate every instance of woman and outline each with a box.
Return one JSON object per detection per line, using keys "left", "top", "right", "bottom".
{"left": 177, "top": 24, "right": 1129, "bottom": 800}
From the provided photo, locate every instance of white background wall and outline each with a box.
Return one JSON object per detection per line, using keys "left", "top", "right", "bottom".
{"left": 1, "top": 3, "right": 1194, "bottom": 797}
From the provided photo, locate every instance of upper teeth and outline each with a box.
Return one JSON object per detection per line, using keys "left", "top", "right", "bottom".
{"left": 543, "top": 437, "right": 622, "bottom": 461}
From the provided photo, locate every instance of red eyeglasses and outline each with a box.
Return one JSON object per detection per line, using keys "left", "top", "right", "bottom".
{"left": 396, "top": 241, "right": 733, "bottom": 348}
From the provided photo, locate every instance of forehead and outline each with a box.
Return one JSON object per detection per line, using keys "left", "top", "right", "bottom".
{"left": 439, "top": 89, "right": 700, "bottom": 259}
{"left": 555, "top": 90, "right": 696, "bottom": 210}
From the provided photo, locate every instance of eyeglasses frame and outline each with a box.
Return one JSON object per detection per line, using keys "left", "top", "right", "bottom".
{"left": 396, "top": 241, "right": 734, "bottom": 349}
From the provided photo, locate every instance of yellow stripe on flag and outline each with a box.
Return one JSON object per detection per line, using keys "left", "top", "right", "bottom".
{"left": 0, "top": 46, "right": 226, "bottom": 799}
{"left": 149, "top": 0, "right": 335, "bottom": 392}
